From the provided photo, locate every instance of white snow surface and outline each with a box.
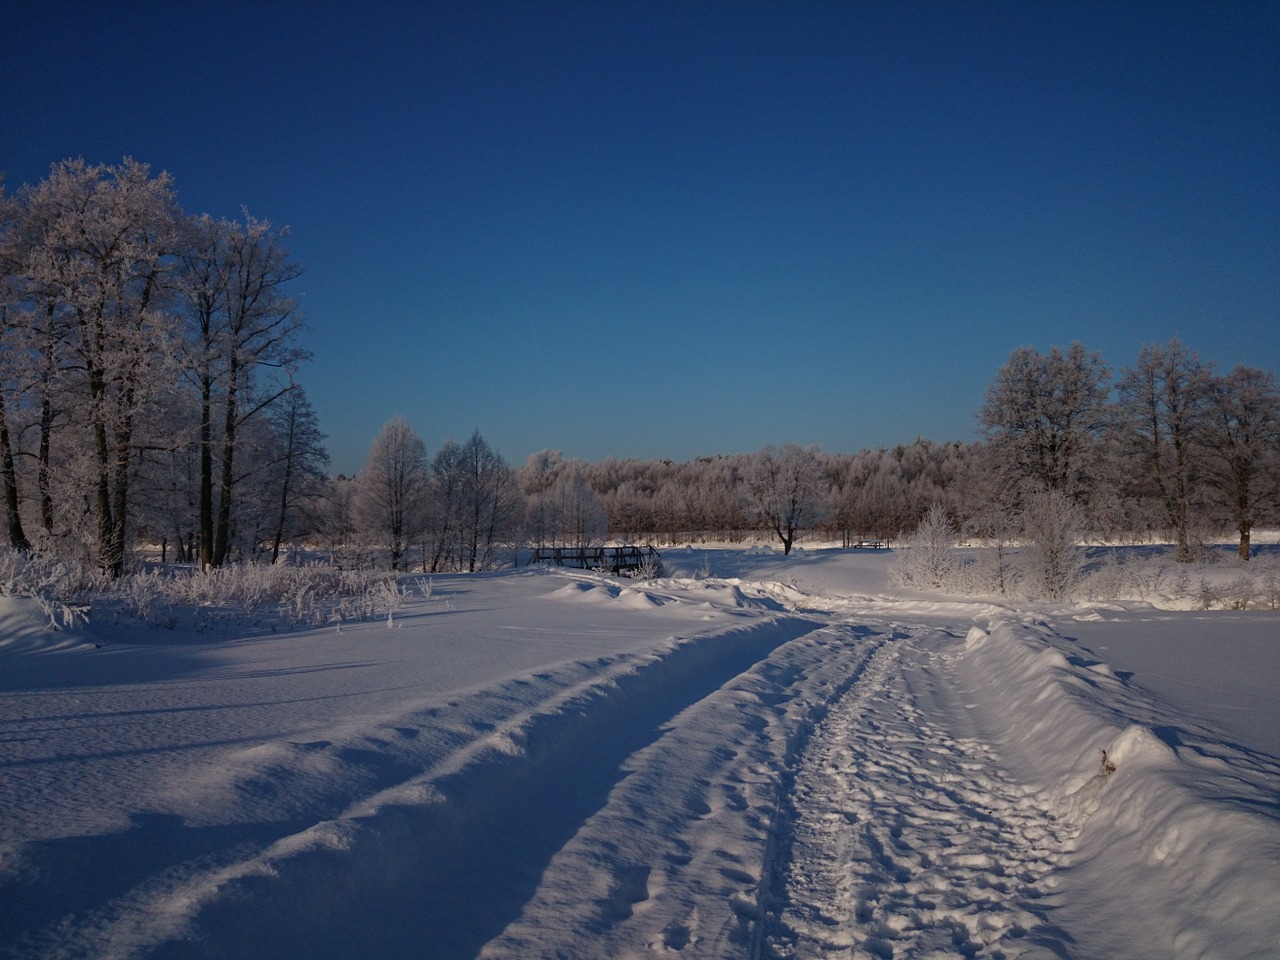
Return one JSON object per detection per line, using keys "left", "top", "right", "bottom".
{"left": 1, "top": 547, "right": 1277, "bottom": 959}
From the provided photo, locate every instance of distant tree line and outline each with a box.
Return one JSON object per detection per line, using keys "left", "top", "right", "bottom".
{"left": 338, "top": 336, "right": 1278, "bottom": 571}
{"left": 4, "top": 161, "right": 1277, "bottom": 574}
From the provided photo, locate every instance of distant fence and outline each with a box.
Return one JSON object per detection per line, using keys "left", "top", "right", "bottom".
{"left": 530, "top": 545, "right": 662, "bottom": 575}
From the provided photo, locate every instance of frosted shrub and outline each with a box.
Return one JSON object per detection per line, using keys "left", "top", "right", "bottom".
{"left": 1196, "top": 576, "right": 1219, "bottom": 610}
{"left": 0, "top": 550, "right": 421, "bottom": 632}
{"left": 1259, "top": 558, "right": 1280, "bottom": 610}
{"left": 1018, "top": 488, "right": 1086, "bottom": 601}
{"left": 0, "top": 548, "right": 95, "bottom": 628}
{"left": 626, "top": 552, "right": 664, "bottom": 581}
{"left": 1221, "top": 573, "right": 1259, "bottom": 611}
{"left": 893, "top": 505, "right": 960, "bottom": 590}
{"left": 1083, "top": 550, "right": 1127, "bottom": 601}
{"left": 0, "top": 548, "right": 104, "bottom": 602}
{"left": 368, "top": 577, "right": 414, "bottom": 626}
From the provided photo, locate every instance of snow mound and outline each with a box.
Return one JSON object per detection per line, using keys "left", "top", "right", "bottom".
{"left": 957, "top": 615, "right": 1280, "bottom": 959}
{"left": 0, "top": 596, "right": 89, "bottom": 655}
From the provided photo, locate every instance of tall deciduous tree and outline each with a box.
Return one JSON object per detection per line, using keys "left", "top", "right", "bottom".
{"left": 1202, "top": 365, "right": 1280, "bottom": 559}
{"left": 980, "top": 342, "right": 1110, "bottom": 504}
{"left": 178, "top": 212, "right": 306, "bottom": 568}
{"left": 457, "top": 430, "right": 520, "bottom": 572}
{"left": 263, "top": 382, "right": 329, "bottom": 563}
{"left": 0, "top": 187, "right": 32, "bottom": 550}
{"left": 20, "top": 158, "right": 180, "bottom": 574}
{"left": 744, "top": 444, "right": 824, "bottom": 555}
{"left": 357, "top": 416, "right": 429, "bottom": 570}
{"left": 1116, "top": 339, "right": 1214, "bottom": 562}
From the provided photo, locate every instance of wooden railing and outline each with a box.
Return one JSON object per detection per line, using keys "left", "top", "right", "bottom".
{"left": 529, "top": 545, "right": 662, "bottom": 574}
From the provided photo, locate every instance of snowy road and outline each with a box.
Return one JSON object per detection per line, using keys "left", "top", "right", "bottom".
{"left": 2, "top": 550, "right": 1278, "bottom": 959}
{"left": 772, "top": 623, "right": 1074, "bottom": 958}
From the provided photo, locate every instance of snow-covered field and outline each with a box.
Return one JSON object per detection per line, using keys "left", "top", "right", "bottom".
{"left": 2, "top": 547, "right": 1277, "bottom": 959}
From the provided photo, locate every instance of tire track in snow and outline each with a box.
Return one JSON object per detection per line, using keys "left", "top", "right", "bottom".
{"left": 133, "top": 616, "right": 823, "bottom": 960}
{"left": 768, "top": 624, "right": 1074, "bottom": 959}
{"left": 479, "top": 620, "right": 890, "bottom": 960}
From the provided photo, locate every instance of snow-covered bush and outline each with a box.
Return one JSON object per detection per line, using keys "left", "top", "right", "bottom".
{"left": 0, "top": 548, "right": 98, "bottom": 628}
{"left": 1221, "top": 573, "right": 1259, "bottom": 611}
{"left": 893, "top": 504, "right": 960, "bottom": 590}
{"left": 1019, "top": 489, "right": 1086, "bottom": 601}
{"left": 1082, "top": 550, "right": 1128, "bottom": 601}
{"left": 625, "top": 551, "right": 664, "bottom": 581}
{"left": 1259, "top": 558, "right": 1280, "bottom": 610}
{"left": 0, "top": 549, "right": 426, "bottom": 632}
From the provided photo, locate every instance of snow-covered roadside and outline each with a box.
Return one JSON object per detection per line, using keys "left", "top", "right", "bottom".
{"left": 957, "top": 614, "right": 1280, "bottom": 960}
{"left": 2, "top": 549, "right": 1278, "bottom": 959}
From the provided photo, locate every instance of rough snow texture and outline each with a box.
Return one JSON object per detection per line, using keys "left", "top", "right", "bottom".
{"left": 1, "top": 549, "right": 1277, "bottom": 959}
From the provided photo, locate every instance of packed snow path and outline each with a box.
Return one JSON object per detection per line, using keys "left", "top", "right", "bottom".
{"left": 770, "top": 625, "right": 1075, "bottom": 958}
{"left": 2, "top": 551, "right": 1278, "bottom": 959}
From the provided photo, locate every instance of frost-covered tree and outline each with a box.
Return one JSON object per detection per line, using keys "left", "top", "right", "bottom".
{"left": 547, "top": 469, "right": 606, "bottom": 548}
{"left": 1019, "top": 487, "right": 1086, "bottom": 600}
{"left": 425, "top": 439, "right": 464, "bottom": 572}
{"left": 980, "top": 342, "right": 1110, "bottom": 504}
{"left": 744, "top": 444, "right": 825, "bottom": 555}
{"left": 0, "top": 158, "right": 319, "bottom": 570}
{"left": 517, "top": 450, "right": 604, "bottom": 548}
{"left": 0, "top": 197, "right": 31, "bottom": 550}
{"left": 177, "top": 212, "right": 307, "bottom": 568}
{"left": 1201, "top": 365, "right": 1280, "bottom": 559}
{"left": 1116, "top": 339, "right": 1214, "bottom": 562}
{"left": 893, "top": 503, "right": 958, "bottom": 590}
{"left": 456, "top": 430, "right": 521, "bottom": 572}
{"left": 315, "top": 474, "right": 363, "bottom": 568}
{"left": 17, "top": 158, "right": 182, "bottom": 574}
{"left": 357, "top": 416, "right": 429, "bottom": 570}
{"left": 517, "top": 449, "right": 565, "bottom": 548}
{"left": 424, "top": 432, "right": 521, "bottom": 571}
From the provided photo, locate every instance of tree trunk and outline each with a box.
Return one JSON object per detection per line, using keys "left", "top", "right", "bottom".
{"left": 0, "top": 386, "right": 30, "bottom": 551}
{"left": 38, "top": 307, "right": 57, "bottom": 536}
{"left": 199, "top": 374, "right": 215, "bottom": 569}
{"left": 212, "top": 361, "right": 239, "bottom": 568}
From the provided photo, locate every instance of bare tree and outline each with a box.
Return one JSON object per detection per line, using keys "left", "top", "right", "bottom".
{"left": 357, "top": 416, "right": 429, "bottom": 570}
{"left": 178, "top": 212, "right": 307, "bottom": 568}
{"left": 457, "top": 430, "right": 521, "bottom": 572}
{"left": 425, "top": 439, "right": 464, "bottom": 572}
{"left": 980, "top": 342, "right": 1110, "bottom": 503}
{"left": 1202, "top": 365, "right": 1280, "bottom": 559}
{"left": 744, "top": 444, "right": 825, "bottom": 555}
{"left": 263, "top": 383, "right": 329, "bottom": 563}
{"left": 1116, "top": 339, "right": 1214, "bottom": 562}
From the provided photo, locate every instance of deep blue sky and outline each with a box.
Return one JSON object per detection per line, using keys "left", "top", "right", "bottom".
{"left": 4, "top": 1, "right": 1277, "bottom": 475}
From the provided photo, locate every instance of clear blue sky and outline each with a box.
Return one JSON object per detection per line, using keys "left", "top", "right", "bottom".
{"left": 4, "top": 1, "right": 1277, "bottom": 476}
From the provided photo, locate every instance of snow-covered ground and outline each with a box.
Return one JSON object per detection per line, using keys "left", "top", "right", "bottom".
{"left": 1, "top": 547, "right": 1277, "bottom": 959}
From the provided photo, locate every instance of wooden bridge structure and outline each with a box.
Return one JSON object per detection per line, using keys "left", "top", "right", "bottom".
{"left": 529, "top": 545, "right": 662, "bottom": 575}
